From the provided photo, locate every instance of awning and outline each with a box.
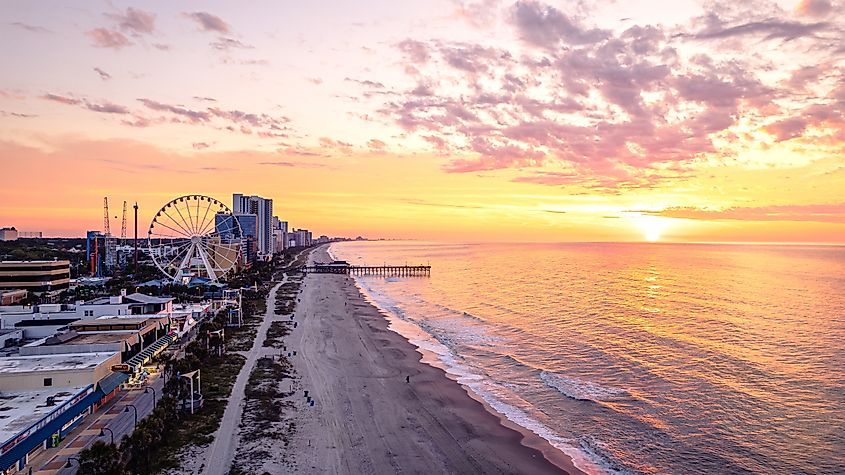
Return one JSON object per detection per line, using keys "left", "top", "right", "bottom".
{"left": 97, "top": 371, "right": 129, "bottom": 395}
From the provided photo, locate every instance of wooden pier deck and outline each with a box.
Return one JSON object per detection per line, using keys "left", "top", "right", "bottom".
{"left": 300, "top": 264, "right": 431, "bottom": 277}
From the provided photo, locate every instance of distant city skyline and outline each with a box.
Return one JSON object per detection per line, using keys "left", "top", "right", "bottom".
{"left": 1, "top": 0, "right": 844, "bottom": 243}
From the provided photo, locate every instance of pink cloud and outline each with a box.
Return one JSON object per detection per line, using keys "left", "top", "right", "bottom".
{"left": 93, "top": 67, "right": 111, "bottom": 81}
{"left": 87, "top": 28, "right": 132, "bottom": 49}
{"left": 640, "top": 204, "right": 845, "bottom": 223}
{"left": 183, "top": 12, "right": 231, "bottom": 33}
{"left": 42, "top": 93, "right": 80, "bottom": 105}
{"left": 795, "top": 0, "right": 833, "bottom": 17}
{"left": 107, "top": 8, "right": 156, "bottom": 35}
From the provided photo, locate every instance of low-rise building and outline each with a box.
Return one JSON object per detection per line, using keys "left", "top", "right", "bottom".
{"left": 0, "top": 228, "right": 18, "bottom": 242}
{"left": 0, "top": 352, "right": 119, "bottom": 391}
{"left": 0, "top": 352, "right": 124, "bottom": 472}
{"left": 18, "top": 317, "right": 170, "bottom": 360}
{"left": 0, "top": 329, "right": 23, "bottom": 348}
{"left": 0, "top": 261, "right": 70, "bottom": 295}
{"left": 0, "top": 290, "right": 26, "bottom": 306}
{"left": 0, "top": 291, "right": 174, "bottom": 340}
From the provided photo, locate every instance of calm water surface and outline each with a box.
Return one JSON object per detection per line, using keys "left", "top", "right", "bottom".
{"left": 329, "top": 241, "right": 845, "bottom": 475}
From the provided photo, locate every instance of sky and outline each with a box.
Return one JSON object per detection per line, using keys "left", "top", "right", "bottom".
{"left": 0, "top": 0, "right": 843, "bottom": 243}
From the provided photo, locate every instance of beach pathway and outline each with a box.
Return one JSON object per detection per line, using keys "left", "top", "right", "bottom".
{"left": 202, "top": 274, "right": 288, "bottom": 475}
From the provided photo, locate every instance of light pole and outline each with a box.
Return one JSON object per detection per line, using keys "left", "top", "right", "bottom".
{"left": 124, "top": 404, "right": 138, "bottom": 428}
{"left": 99, "top": 427, "right": 115, "bottom": 445}
{"left": 145, "top": 386, "right": 157, "bottom": 409}
{"left": 64, "top": 456, "right": 80, "bottom": 468}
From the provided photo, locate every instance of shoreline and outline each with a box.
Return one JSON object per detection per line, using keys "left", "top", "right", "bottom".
{"left": 287, "top": 245, "right": 584, "bottom": 474}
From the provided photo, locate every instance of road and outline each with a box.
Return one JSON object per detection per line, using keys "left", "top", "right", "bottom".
{"left": 202, "top": 273, "right": 288, "bottom": 475}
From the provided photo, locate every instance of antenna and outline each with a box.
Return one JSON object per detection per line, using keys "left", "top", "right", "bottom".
{"left": 103, "top": 197, "right": 111, "bottom": 236}
{"left": 120, "top": 201, "right": 128, "bottom": 244}
{"left": 133, "top": 202, "right": 139, "bottom": 274}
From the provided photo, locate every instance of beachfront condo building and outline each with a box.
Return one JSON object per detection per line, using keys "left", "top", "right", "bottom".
{"left": 233, "top": 194, "right": 273, "bottom": 260}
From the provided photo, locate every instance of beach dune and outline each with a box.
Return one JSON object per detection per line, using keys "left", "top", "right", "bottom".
{"left": 285, "top": 246, "right": 581, "bottom": 474}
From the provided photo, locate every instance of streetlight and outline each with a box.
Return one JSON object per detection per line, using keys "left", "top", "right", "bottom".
{"left": 145, "top": 386, "right": 157, "bottom": 409}
{"left": 64, "top": 456, "right": 80, "bottom": 468}
{"left": 124, "top": 404, "right": 138, "bottom": 428}
{"left": 99, "top": 427, "right": 115, "bottom": 445}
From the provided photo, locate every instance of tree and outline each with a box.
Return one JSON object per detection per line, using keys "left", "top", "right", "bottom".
{"left": 78, "top": 440, "right": 125, "bottom": 475}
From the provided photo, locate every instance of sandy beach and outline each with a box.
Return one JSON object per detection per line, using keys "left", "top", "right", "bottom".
{"left": 282, "top": 245, "right": 584, "bottom": 474}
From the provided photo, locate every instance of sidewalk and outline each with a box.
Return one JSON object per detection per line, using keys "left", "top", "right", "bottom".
{"left": 24, "top": 375, "right": 164, "bottom": 475}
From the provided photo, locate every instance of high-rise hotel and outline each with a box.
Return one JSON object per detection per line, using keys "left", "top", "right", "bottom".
{"left": 232, "top": 193, "right": 274, "bottom": 259}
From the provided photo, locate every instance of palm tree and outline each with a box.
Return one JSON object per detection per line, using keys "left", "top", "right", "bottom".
{"left": 78, "top": 440, "right": 124, "bottom": 474}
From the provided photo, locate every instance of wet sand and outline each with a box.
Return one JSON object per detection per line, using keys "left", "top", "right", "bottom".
{"left": 285, "top": 246, "right": 584, "bottom": 474}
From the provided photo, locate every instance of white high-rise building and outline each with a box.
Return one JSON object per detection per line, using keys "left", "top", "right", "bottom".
{"left": 233, "top": 193, "right": 273, "bottom": 259}
{"left": 271, "top": 217, "right": 289, "bottom": 253}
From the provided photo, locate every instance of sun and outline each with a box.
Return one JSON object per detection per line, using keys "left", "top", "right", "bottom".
{"left": 634, "top": 215, "right": 669, "bottom": 242}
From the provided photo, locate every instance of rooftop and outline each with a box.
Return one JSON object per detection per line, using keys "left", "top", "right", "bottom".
{"left": 69, "top": 317, "right": 153, "bottom": 327}
{"left": 85, "top": 293, "right": 173, "bottom": 306}
{"left": 0, "top": 385, "right": 90, "bottom": 448}
{"left": 61, "top": 333, "right": 134, "bottom": 345}
{"left": 0, "top": 260, "right": 70, "bottom": 266}
{"left": 0, "top": 352, "right": 115, "bottom": 374}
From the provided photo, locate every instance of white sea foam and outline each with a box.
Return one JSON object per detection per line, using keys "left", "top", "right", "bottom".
{"left": 539, "top": 371, "right": 627, "bottom": 402}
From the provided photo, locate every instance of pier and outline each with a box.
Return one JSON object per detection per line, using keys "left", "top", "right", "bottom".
{"left": 300, "top": 262, "right": 431, "bottom": 277}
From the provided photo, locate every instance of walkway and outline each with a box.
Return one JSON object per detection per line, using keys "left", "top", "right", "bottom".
{"left": 202, "top": 274, "right": 288, "bottom": 475}
{"left": 27, "top": 374, "right": 164, "bottom": 474}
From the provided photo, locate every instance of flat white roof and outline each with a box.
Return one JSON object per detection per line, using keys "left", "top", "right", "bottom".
{"left": 0, "top": 352, "right": 116, "bottom": 374}
{"left": 0, "top": 385, "right": 90, "bottom": 447}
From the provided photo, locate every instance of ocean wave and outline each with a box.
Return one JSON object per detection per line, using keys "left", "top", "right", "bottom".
{"left": 540, "top": 371, "right": 627, "bottom": 402}
{"left": 579, "top": 436, "right": 636, "bottom": 475}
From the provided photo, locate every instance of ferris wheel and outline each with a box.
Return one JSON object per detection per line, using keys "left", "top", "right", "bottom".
{"left": 147, "top": 195, "right": 242, "bottom": 282}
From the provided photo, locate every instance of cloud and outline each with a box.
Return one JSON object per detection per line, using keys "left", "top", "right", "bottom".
{"left": 344, "top": 78, "right": 386, "bottom": 89}
{"left": 401, "top": 198, "right": 484, "bottom": 210}
{"left": 688, "top": 18, "right": 830, "bottom": 41}
{"left": 259, "top": 160, "right": 328, "bottom": 168}
{"left": 137, "top": 98, "right": 210, "bottom": 123}
{"left": 319, "top": 137, "right": 353, "bottom": 149}
{"left": 764, "top": 117, "right": 808, "bottom": 141}
{"left": 210, "top": 37, "right": 253, "bottom": 50}
{"left": 84, "top": 101, "right": 129, "bottom": 114}
{"left": 42, "top": 93, "right": 80, "bottom": 105}
{"left": 795, "top": 0, "right": 833, "bottom": 18}
{"left": 193, "top": 142, "right": 211, "bottom": 150}
{"left": 638, "top": 204, "right": 845, "bottom": 223}
{"left": 372, "top": 0, "right": 845, "bottom": 189}
{"left": 510, "top": 0, "right": 609, "bottom": 48}
{"left": 9, "top": 22, "right": 50, "bottom": 33}
{"left": 93, "top": 67, "right": 112, "bottom": 81}
{"left": 0, "top": 110, "right": 37, "bottom": 118}
{"left": 87, "top": 28, "right": 132, "bottom": 49}
{"left": 367, "top": 139, "right": 387, "bottom": 151}
{"left": 107, "top": 7, "right": 156, "bottom": 35}
{"left": 183, "top": 12, "right": 231, "bottom": 33}
{"left": 307, "top": 77, "right": 323, "bottom": 85}
{"left": 193, "top": 96, "right": 217, "bottom": 102}
{"left": 41, "top": 93, "right": 129, "bottom": 114}
{"left": 397, "top": 39, "right": 430, "bottom": 64}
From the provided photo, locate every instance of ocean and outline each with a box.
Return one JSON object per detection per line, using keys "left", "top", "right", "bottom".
{"left": 328, "top": 241, "right": 845, "bottom": 475}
